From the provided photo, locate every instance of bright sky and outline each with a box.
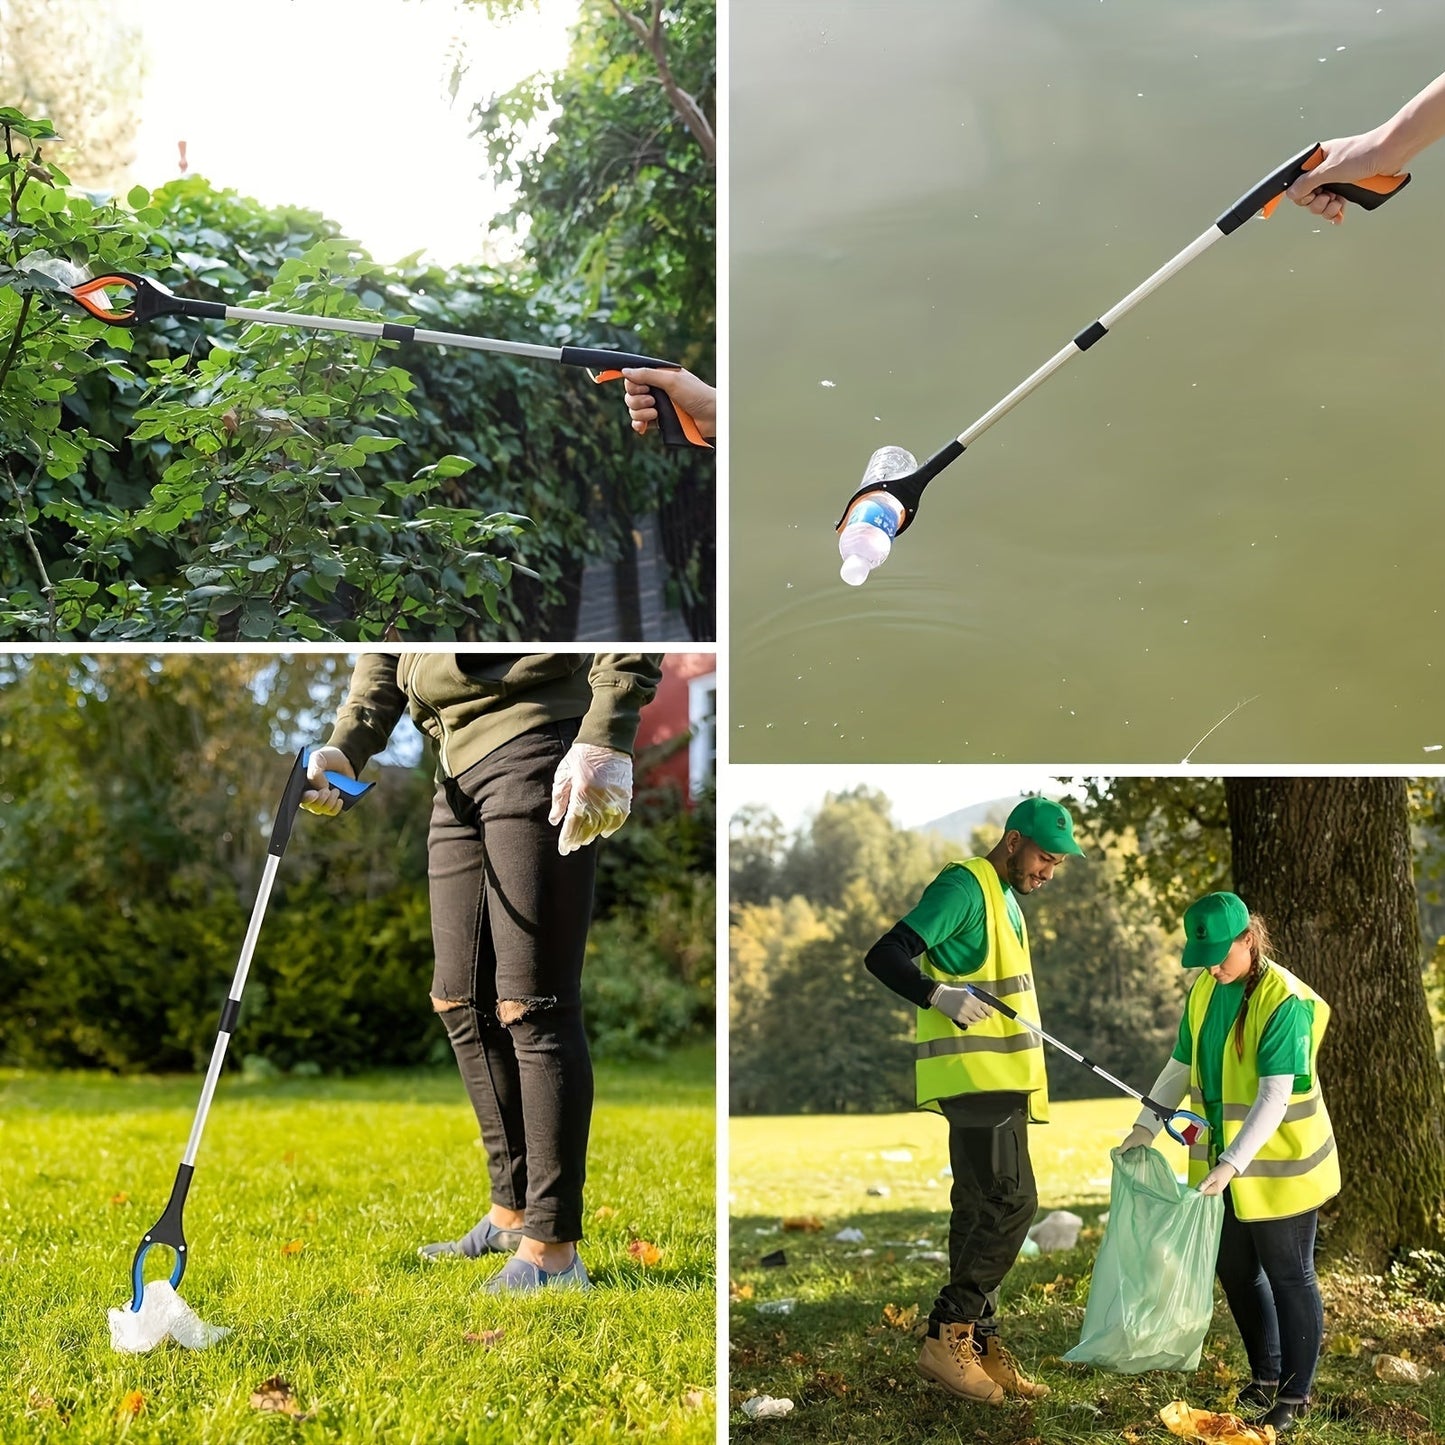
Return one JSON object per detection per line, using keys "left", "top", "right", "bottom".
{"left": 131, "top": 0, "right": 580, "bottom": 266}
{"left": 728, "top": 766, "right": 1076, "bottom": 835}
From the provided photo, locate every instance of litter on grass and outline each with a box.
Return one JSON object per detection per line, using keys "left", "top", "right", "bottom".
{"left": 108, "top": 1281, "right": 230, "bottom": 1353}
{"left": 741, "top": 1395, "right": 795, "bottom": 1420}
{"left": 833, "top": 1227, "right": 866, "bottom": 1243}
{"left": 1028, "top": 1209, "right": 1084, "bottom": 1251}
{"left": 1374, "top": 1353, "right": 1432, "bottom": 1384}
{"left": 1159, "top": 1399, "right": 1276, "bottom": 1444}
{"left": 756, "top": 1298, "right": 796, "bottom": 1316}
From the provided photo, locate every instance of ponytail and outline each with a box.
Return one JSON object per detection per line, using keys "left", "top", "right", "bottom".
{"left": 1232, "top": 912, "right": 1273, "bottom": 1059}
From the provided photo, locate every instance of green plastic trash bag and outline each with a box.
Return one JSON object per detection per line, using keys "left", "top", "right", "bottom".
{"left": 1062, "top": 1145, "right": 1224, "bottom": 1373}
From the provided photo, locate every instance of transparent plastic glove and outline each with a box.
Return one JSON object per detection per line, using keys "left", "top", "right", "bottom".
{"left": 929, "top": 984, "right": 993, "bottom": 1029}
{"left": 1196, "top": 1161, "right": 1238, "bottom": 1197}
{"left": 301, "top": 745, "right": 354, "bottom": 817}
{"left": 548, "top": 743, "right": 633, "bottom": 856}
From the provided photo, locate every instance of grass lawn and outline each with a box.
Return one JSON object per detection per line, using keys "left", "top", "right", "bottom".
{"left": 0, "top": 1046, "right": 715, "bottom": 1444}
{"left": 730, "top": 1100, "right": 1445, "bottom": 1443}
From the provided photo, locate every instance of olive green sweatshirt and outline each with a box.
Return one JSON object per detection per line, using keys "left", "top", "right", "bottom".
{"left": 326, "top": 653, "right": 664, "bottom": 779}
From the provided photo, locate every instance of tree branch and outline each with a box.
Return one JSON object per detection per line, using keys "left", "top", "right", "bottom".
{"left": 4, "top": 456, "right": 57, "bottom": 639}
{"left": 607, "top": 0, "right": 715, "bottom": 166}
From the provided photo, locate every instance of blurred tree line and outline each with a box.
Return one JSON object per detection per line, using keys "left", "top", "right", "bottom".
{"left": 0, "top": 654, "right": 713, "bottom": 1071}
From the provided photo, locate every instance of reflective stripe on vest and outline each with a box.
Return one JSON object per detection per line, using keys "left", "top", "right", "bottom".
{"left": 914, "top": 858, "right": 1049, "bottom": 1122}
{"left": 1185, "top": 961, "right": 1340, "bottom": 1221}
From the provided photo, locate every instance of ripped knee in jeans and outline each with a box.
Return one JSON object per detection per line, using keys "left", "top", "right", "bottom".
{"left": 431, "top": 994, "right": 468, "bottom": 1014}
{"left": 497, "top": 995, "right": 559, "bottom": 1026}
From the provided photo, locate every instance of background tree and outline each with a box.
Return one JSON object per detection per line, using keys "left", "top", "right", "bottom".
{"left": 0, "top": 0, "right": 144, "bottom": 191}
{"left": 1225, "top": 778, "right": 1445, "bottom": 1265}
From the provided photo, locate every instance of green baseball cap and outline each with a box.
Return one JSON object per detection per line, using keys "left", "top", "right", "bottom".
{"left": 1004, "top": 797, "right": 1084, "bottom": 856}
{"left": 1181, "top": 891, "right": 1249, "bottom": 970}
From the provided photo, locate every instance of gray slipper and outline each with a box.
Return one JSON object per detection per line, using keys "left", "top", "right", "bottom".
{"left": 418, "top": 1215, "right": 524, "bottom": 1261}
{"left": 485, "top": 1253, "right": 591, "bottom": 1293}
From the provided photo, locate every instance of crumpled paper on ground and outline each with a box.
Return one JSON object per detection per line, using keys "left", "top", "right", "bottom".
{"left": 1160, "top": 1400, "right": 1276, "bottom": 1444}
{"left": 108, "top": 1281, "right": 231, "bottom": 1353}
{"left": 1374, "top": 1353, "right": 1432, "bottom": 1384}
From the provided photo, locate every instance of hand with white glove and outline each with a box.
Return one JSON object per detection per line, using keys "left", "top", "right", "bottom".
{"left": 300, "top": 745, "right": 355, "bottom": 817}
{"left": 929, "top": 984, "right": 993, "bottom": 1030}
{"left": 548, "top": 742, "right": 633, "bottom": 856}
{"left": 1119, "top": 1124, "right": 1155, "bottom": 1153}
{"left": 1196, "top": 1161, "right": 1238, "bottom": 1197}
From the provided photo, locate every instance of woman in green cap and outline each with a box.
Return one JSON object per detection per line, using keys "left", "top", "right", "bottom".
{"left": 1119, "top": 891, "right": 1338, "bottom": 1438}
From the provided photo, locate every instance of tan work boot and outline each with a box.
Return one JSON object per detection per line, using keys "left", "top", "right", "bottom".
{"left": 916, "top": 1322, "right": 1005, "bottom": 1405}
{"left": 976, "top": 1329, "right": 1051, "bottom": 1399}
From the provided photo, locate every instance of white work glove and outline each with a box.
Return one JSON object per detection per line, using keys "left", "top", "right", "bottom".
{"left": 1196, "top": 1161, "right": 1238, "bottom": 1197}
{"left": 548, "top": 742, "right": 633, "bottom": 856}
{"left": 1119, "top": 1124, "right": 1155, "bottom": 1153}
{"left": 301, "top": 745, "right": 355, "bottom": 817}
{"left": 929, "top": 984, "right": 993, "bottom": 1030}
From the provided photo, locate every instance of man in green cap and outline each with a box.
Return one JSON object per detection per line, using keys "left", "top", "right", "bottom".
{"left": 864, "top": 796, "right": 1085, "bottom": 1407}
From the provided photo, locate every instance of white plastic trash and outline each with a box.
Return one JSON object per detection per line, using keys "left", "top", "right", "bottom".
{"left": 833, "top": 1227, "right": 866, "bottom": 1243}
{"left": 108, "top": 1281, "right": 230, "bottom": 1353}
{"left": 1028, "top": 1209, "right": 1084, "bottom": 1252}
{"left": 755, "top": 1298, "right": 796, "bottom": 1317}
{"left": 741, "top": 1395, "right": 795, "bottom": 1420}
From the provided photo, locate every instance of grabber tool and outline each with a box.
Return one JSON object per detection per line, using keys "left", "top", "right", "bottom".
{"left": 68, "top": 271, "right": 711, "bottom": 449}
{"left": 834, "top": 143, "right": 1410, "bottom": 579}
{"left": 126, "top": 748, "right": 373, "bottom": 1312}
{"left": 964, "top": 984, "right": 1210, "bottom": 1148}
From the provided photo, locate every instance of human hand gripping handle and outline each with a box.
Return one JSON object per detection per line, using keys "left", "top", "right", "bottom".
{"left": 557, "top": 346, "right": 713, "bottom": 449}
{"left": 300, "top": 745, "right": 367, "bottom": 820}
{"left": 930, "top": 983, "right": 994, "bottom": 1029}
{"left": 620, "top": 366, "right": 717, "bottom": 447}
{"left": 548, "top": 743, "right": 634, "bottom": 856}
{"left": 1234, "top": 142, "right": 1410, "bottom": 231}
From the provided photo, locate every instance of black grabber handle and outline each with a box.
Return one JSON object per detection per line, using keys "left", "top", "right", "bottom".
{"left": 129, "top": 1163, "right": 195, "bottom": 1310}
{"left": 268, "top": 746, "right": 373, "bottom": 857}
{"left": 69, "top": 271, "right": 225, "bottom": 326}
{"left": 1217, "top": 143, "right": 1410, "bottom": 234}
{"left": 560, "top": 346, "right": 712, "bottom": 449}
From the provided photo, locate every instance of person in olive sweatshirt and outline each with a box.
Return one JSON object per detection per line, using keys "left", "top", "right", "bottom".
{"left": 302, "top": 653, "right": 663, "bottom": 1293}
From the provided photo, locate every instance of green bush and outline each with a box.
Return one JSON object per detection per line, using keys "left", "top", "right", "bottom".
{"left": 0, "top": 114, "right": 701, "bottom": 640}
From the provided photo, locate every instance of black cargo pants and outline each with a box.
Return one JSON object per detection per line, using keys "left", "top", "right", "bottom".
{"left": 930, "top": 1092, "right": 1038, "bottom": 1327}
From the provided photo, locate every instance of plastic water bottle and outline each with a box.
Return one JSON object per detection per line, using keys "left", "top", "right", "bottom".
{"left": 837, "top": 446, "right": 916, "bottom": 586}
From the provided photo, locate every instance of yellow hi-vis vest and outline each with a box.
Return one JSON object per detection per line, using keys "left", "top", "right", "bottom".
{"left": 914, "top": 858, "right": 1050, "bottom": 1122}
{"left": 1184, "top": 961, "right": 1340, "bottom": 1221}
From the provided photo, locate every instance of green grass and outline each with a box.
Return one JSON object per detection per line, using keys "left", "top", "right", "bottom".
{"left": 730, "top": 1101, "right": 1445, "bottom": 1443}
{"left": 0, "top": 1048, "right": 715, "bottom": 1444}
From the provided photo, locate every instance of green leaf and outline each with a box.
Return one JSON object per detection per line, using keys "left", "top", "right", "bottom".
{"left": 247, "top": 556, "right": 281, "bottom": 573}
{"left": 126, "top": 185, "right": 150, "bottom": 209}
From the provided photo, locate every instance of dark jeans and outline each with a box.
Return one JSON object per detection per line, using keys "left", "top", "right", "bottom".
{"left": 1216, "top": 1189, "right": 1323, "bottom": 1403}
{"left": 931, "top": 1094, "right": 1037, "bottom": 1326}
{"left": 427, "top": 719, "right": 597, "bottom": 1244}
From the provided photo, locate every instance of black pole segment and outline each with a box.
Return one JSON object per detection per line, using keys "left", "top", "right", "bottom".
{"left": 1073, "top": 320, "right": 1108, "bottom": 351}
{"left": 559, "top": 344, "right": 678, "bottom": 371}
{"left": 1215, "top": 144, "right": 1320, "bottom": 235}
{"left": 218, "top": 996, "right": 242, "bottom": 1036}
{"left": 381, "top": 323, "right": 415, "bottom": 341}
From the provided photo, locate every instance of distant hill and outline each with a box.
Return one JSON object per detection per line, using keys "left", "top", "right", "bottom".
{"left": 915, "top": 792, "right": 1067, "bottom": 849}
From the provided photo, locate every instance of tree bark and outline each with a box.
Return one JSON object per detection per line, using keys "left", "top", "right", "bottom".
{"left": 1226, "top": 777, "right": 1445, "bottom": 1266}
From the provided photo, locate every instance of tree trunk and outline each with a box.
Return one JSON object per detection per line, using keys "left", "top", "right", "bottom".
{"left": 1226, "top": 777, "right": 1445, "bottom": 1266}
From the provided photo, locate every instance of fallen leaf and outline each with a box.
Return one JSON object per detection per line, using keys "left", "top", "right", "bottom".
{"left": 729, "top": 1280, "right": 754, "bottom": 1301}
{"left": 782, "top": 1216, "right": 824, "bottom": 1233}
{"left": 303, "top": 1208, "right": 317, "bottom": 1224}
{"left": 463, "top": 1329, "right": 505, "bottom": 1348}
{"left": 682, "top": 1388, "right": 709, "bottom": 1409}
{"left": 118, "top": 1390, "right": 145, "bottom": 1418}
{"left": 26, "top": 1389, "right": 72, "bottom": 1423}
{"left": 279, "top": 1239, "right": 305, "bottom": 1257}
{"left": 109, "top": 1192, "right": 129, "bottom": 1206}
{"left": 350, "top": 1284, "right": 379, "bottom": 1297}
{"left": 882, "top": 1302, "right": 919, "bottom": 1331}
{"left": 249, "top": 1376, "right": 309, "bottom": 1418}
{"left": 628, "top": 1239, "right": 663, "bottom": 1266}
{"left": 1160, "top": 1400, "right": 1275, "bottom": 1444}
{"left": 282, "top": 1150, "right": 296, "bottom": 1165}
{"left": 594, "top": 1205, "right": 616, "bottom": 1220}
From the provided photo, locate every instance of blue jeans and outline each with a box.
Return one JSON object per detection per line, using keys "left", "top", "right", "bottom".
{"left": 1215, "top": 1189, "right": 1323, "bottom": 1403}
